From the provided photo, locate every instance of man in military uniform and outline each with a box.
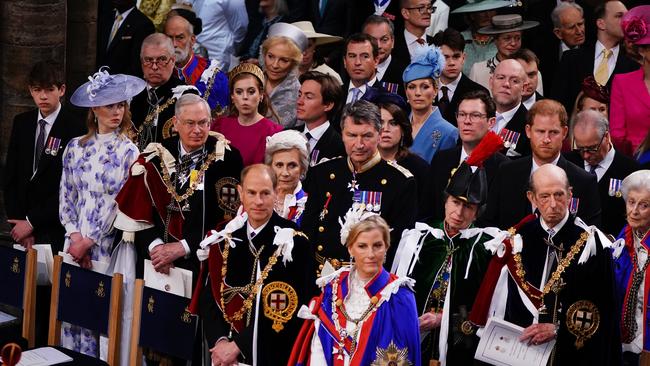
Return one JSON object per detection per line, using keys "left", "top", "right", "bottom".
{"left": 115, "top": 94, "right": 243, "bottom": 280}
{"left": 130, "top": 32, "right": 198, "bottom": 150}
{"left": 302, "top": 100, "right": 417, "bottom": 272}
{"left": 469, "top": 164, "right": 620, "bottom": 364}
{"left": 195, "top": 164, "right": 316, "bottom": 366}
{"left": 163, "top": 6, "right": 229, "bottom": 116}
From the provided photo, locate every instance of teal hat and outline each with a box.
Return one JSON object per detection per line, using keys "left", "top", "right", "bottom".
{"left": 451, "top": 0, "right": 519, "bottom": 14}
{"left": 402, "top": 46, "right": 445, "bottom": 84}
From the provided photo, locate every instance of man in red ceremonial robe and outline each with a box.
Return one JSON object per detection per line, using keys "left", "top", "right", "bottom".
{"left": 469, "top": 164, "right": 620, "bottom": 365}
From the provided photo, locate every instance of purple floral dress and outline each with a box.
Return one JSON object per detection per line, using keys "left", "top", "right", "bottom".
{"left": 58, "top": 131, "right": 138, "bottom": 357}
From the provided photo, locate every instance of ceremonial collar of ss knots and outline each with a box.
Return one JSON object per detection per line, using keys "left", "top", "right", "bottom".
{"left": 346, "top": 151, "right": 382, "bottom": 174}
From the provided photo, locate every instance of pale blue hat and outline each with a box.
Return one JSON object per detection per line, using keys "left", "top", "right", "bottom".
{"left": 71, "top": 67, "right": 146, "bottom": 107}
{"left": 402, "top": 46, "right": 445, "bottom": 84}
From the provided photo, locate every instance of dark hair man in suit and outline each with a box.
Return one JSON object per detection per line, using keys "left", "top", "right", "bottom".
{"left": 480, "top": 99, "right": 601, "bottom": 229}
{"left": 429, "top": 89, "right": 507, "bottom": 220}
{"left": 432, "top": 28, "right": 488, "bottom": 126}
{"left": 4, "top": 60, "right": 86, "bottom": 252}
{"left": 295, "top": 71, "right": 345, "bottom": 166}
{"left": 342, "top": 33, "right": 380, "bottom": 104}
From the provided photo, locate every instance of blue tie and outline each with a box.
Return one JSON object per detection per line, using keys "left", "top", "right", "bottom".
{"left": 320, "top": 0, "right": 328, "bottom": 16}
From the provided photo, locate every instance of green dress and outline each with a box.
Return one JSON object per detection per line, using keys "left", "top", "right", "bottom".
{"left": 409, "top": 220, "right": 493, "bottom": 365}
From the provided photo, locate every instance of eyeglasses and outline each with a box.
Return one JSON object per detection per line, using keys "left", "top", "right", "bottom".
{"left": 456, "top": 111, "right": 488, "bottom": 123}
{"left": 405, "top": 2, "right": 436, "bottom": 14}
{"left": 573, "top": 134, "right": 605, "bottom": 154}
{"left": 179, "top": 119, "right": 210, "bottom": 129}
{"left": 142, "top": 55, "right": 172, "bottom": 67}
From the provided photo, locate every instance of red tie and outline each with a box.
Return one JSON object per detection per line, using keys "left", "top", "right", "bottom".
{"left": 416, "top": 38, "right": 425, "bottom": 45}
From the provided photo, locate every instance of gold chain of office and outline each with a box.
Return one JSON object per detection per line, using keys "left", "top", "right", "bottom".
{"left": 141, "top": 97, "right": 176, "bottom": 129}
{"left": 219, "top": 238, "right": 281, "bottom": 325}
{"left": 512, "top": 230, "right": 589, "bottom": 301}
{"left": 156, "top": 145, "right": 217, "bottom": 203}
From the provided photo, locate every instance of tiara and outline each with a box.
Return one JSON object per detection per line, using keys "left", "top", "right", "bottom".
{"left": 228, "top": 63, "right": 265, "bottom": 84}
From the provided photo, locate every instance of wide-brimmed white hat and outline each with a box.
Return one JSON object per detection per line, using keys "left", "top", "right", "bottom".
{"left": 291, "top": 21, "right": 343, "bottom": 47}
{"left": 71, "top": 67, "right": 146, "bottom": 107}
{"left": 478, "top": 14, "right": 539, "bottom": 35}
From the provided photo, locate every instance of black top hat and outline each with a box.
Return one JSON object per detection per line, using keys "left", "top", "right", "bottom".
{"left": 445, "top": 131, "right": 504, "bottom": 205}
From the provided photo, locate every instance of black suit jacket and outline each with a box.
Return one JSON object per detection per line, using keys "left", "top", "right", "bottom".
{"left": 96, "top": 6, "right": 154, "bottom": 77}
{"left": 429, "top": 145, "right": 508, "bottom": 221}
{"left": 565, "top": 150, "right": 639, "bottom": 236}
{"left": 391, "top": 29, "right": 434, "bottom": 78}
{"left": 3, "top": 107, "right": 86, "bottom": 253}
{"left": 500, "top": 104, "right": 531, "bottom": 158}
{"left": 378, "top": 56, "right": 409, "bottom": 100}
{"left": 550, "top": 42, "right": 640, "bottom": 114}
{"left": 198, "top": 213, "right": 316, "bottom": 365}
{"left": 437, "top": 74, "right": 489, "bottom": 126}
{"left": 479, "top": 155, "right": 601, "bottom": 229}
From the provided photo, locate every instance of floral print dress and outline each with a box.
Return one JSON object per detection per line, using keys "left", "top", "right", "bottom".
{"left": 58, "top": 131, "right": 138, "bottom": 357}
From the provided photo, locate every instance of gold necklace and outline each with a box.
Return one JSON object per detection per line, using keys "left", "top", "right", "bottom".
{"left": 512, "top": 231, "right": 589, "bottom": 300}
{"left": 219, "top": 237, "right": 281, "bottom": 325}
{"left": 156, "top": 145, "right": 217, "bottom": 203}
{"left": 141, "top": 97, "right": 176, "bottom": 129}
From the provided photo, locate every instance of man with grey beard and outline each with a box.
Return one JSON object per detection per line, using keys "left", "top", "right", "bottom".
{"left": 164, "top": 8, "right": 229, "bottom": 116}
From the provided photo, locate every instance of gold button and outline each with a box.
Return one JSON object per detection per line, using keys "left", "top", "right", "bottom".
{"left": 318, "top": 226, "right": 324, "bottom": 232}
{"left": 330, "top": 173, "right": 335, "bottom": 180}
{"left": 381, "top": 179, "right": 387, "bottom": 185}
{"left": 317, "top": 245, "right": 323, "bottom": 251}
{"left": 318, "top": 264, "right": 324, "bottom": 270}
{"left": 326, "top": 192, "right": 331, "bottom": 197}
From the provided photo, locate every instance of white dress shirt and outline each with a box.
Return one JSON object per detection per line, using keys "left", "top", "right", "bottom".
{"left": 437, "top": 73, "right": 462, "bottom": 102}
{"left": 492, "top": 104, "right": 520, "bottom": 134}
{"left": 522, "top": 93, "right": 537, "bottom": 110}
{"left": 303, "top": 121, "right": 330, "bottom": 154}
{"left": 35, "top": 102, "right": 61, "bottom": 153}
{"left": 404, "top": 29, "right": 427, "bottom": 61}
{"left": 583, "top": 145, "right": 615, "bottom": 182}
{"left": 539, "top": 211, "right": 570, "bottom": 287}
{"left": 459, "top": 145, "right": 478, "bottom": 172}
{"left": 376, "top": 55, "right": 392, "bottom": 81}
{"left": 531, "top": 153, "right": 561, "bottom": 176}
{"left": 346, "top": 77, "right": 377, "bottom": 104}
{"left": 193, "top": 0, "right": 248, "bottom": 70}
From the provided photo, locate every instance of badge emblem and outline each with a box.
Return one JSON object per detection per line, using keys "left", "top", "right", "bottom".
{"left": 262, "top": 281, "right": 298, "bottom": 332}
{"left": 566, "top": 300, "right": 600, "bottom": 349}
{"left": 216, "top": 177, "right": 240, "bottom": 219}
{"left": 96, "top": 281, "right": 106, "bottom": 298}
{"left": 11, "top": 257, "right": 20, "bottom": 274}
{"left": 162, "top": 117, "right": 177, "bottom": 139}
{"left": 569, "top": 197, "right": 580, "bottom": 215}
{"left": 371, "top": 340, "right": 412, "bottom": 366}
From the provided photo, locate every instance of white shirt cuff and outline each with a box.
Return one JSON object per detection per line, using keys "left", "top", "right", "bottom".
{"left": 25, "top": 216, "right": 34, "bottom": 229}
{"left": 180, "top": 239, "right": 190, "bottom": 257}
{"left": 148, "top": 238, "right": 164, "bottom": 252}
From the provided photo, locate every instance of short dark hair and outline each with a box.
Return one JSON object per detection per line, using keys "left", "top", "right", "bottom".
{"left": 28, "top": 60, "right": 65, "bottom": 88}
{"left": 344, "top": 33, "right": 379, "bottom": 59}
{"left": 510, "top": 48, "right": 540, "bottom": 67}
{"left": 594, "top": 2, "right": 606, "bottom": 21}
{"left": 362, "top": 15, "right": 395, "bottom": 37}
{"left": 432, "top": 28, "right": 466, "bottom": 52}
{"left": 458, "top": 89, "right": 496, "bottom": 118}
{"left": 299, "top": 71, "right": 344, "bottom": 122}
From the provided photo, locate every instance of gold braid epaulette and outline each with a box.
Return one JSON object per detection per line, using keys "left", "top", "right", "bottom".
{"left": 512, "top": 231, "right": 590, "bottom": 300}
